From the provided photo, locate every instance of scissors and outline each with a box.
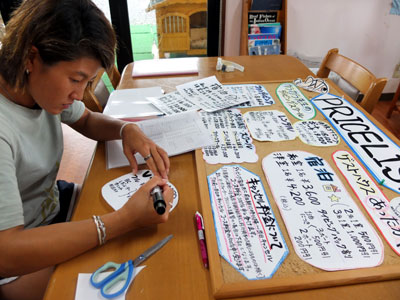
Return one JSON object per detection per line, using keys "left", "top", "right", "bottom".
{"left": 90, "top": 234, "right": 173, "bottom": 299}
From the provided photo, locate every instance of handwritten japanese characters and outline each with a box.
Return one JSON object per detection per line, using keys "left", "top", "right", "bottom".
{"left": 262, "top": 151, "right": 383, "bottom": 271}
{"left": 293, "top": 120, "right": 340, "bottom": 146}
{"left": 207, "top": 165, "right": 288, "bottom": 279}
{"left": 333, "top": 150, "right": 400, "bottom": 255}
{"left": 294, "top": 76, "right": 329, "bottom": 94}
{"left": 243, "top": 110, "right": 297, "bottom": 142}
{"left": 147, "top": 91, "right": 199, "bottom": 115}
{"left": 276, "top": 83, "right": 316, "bottom": 120}
{"left": 101, "top": 170, "right": 179, "bottom": 211}
{"left": 177, "top": 76, "right": 247, "bottom": 112}
{"left": 224, "top": 84, "right": 275, "bottom": 108}
{"left": 390, "top": 197, "right": 400, "bottom": 219}
{"left": 311, "top": 94, "right": 400, "bottom": 193}
{"left": 200, "top": 109, "right": 258, "bottom": 164}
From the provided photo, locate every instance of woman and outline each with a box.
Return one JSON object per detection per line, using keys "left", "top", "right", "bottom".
{"left": 0, "top": 1, "right": 173, "bottom": 299}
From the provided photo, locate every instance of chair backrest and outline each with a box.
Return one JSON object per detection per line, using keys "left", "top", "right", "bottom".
{"left": 316, "top": 48, "right": 387, "bottom": 114}
{"left": 83, "top": 64, "right": 121, "bottom": 112}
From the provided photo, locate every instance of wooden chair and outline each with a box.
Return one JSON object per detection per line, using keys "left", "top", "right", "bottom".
{"left": 83, "top": 64, "right": 121, "bottom": 112}
{"left": 386, "top": 81, "right": 400, "bottom": 118}
{"left": 316, "top": 48, "right": 387, "bottom": 114}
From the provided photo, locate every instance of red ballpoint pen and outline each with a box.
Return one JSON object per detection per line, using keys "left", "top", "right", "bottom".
{"left": 195, "top": 211, "right": 209, "bottom": 269}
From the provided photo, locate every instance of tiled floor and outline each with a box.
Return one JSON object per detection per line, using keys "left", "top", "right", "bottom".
{"left": 57, "top": 99, "right": 400, "bottom": 185}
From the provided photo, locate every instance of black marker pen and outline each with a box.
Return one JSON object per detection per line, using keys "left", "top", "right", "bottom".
{"left": 151, "top": 186, "right": 166, "bottom": 215}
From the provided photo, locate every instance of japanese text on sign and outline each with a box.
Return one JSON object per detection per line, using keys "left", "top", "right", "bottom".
{"left": 201, "top": 109, "right": 258, "bottom": 164}
{"left": 207, "top": 165, "right": 288, "bottom": 279}
{"left": 276, "top": 83, "right": 316, "bottom": 120}
{"left": 147, "top": 91, "right": 199, "bottom": 115}
{"left": 225, "top": 84, "right": 275, "bottom": 108}
{"left": 294, "top": 120, "right": 340, "bottom": 147}
{"left": 177, "top": 76, "right": 247, "bottom": 112}
{"left": 244, "top": 110, "right": 297, "bottom": 142}
{"left": 262, "top": 151, "right": 383, "bottom": 271}
{"left": 333, "top": 150, "right": 400, "bottom": 255}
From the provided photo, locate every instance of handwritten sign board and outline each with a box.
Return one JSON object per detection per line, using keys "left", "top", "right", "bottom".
{"left": 101, "top": 170, "right": 179, "bottom": 211}
{"left": 262, "top": 151, "right": 384, "bottom": 271}
{"left": 200, "top": 109, "right": 258, "bottom": 164}
{"left": 225, "top": 84, "right": 275, "bottom": 108}
{"left": 147, "top": 91, "right": 199, "bottom": 115}
{"left": 333, "top": 150, "right": 400, "bottom": 255}
{"left": 207, "top": 165, "right": 288, "bottom": 279}
{"left": 293, "top": 120, "right": 340, "bottom": 146}
{"left": 177, "top": 76, "right": 247, "bottom": 112}
{"left": 243, "top": 110, "right": 296, "bottom": 141}
{"left": 311, "top": 93, "right": 400, "bottom": 193}
{"left": 195, "top": 81, "right": 400, "bottom": 299}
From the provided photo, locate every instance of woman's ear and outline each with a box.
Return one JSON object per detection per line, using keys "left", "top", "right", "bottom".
{"left": 26, "top": 46, "right": 40, "bottom": 73}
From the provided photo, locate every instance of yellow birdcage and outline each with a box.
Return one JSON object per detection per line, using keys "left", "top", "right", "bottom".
{"left": 146, "top": 0, "right": 207, "bottom": 58}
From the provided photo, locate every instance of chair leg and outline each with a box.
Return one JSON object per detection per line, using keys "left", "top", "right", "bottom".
{"left": 386, "top": 82, "right": 400, "bottom": 118}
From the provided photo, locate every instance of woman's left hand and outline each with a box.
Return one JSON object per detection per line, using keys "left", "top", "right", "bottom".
{"left": 121, "top": 123, "right": 169, "bottom": 179}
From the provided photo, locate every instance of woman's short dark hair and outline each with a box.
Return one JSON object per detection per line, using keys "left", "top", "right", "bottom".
{"left": 0, "top": 0, "right": 117, "bottom": 91}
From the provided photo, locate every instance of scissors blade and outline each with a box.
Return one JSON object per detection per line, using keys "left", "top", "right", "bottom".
{"left": 133, "top": 234, "right": 173, "bottom": 267}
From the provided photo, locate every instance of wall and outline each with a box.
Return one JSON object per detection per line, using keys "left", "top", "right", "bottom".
{"left": 224, "top": 0, "right": 242, "bottom": 56}
{"left": 224, "top": 0, "right": 400, "bottom": 93}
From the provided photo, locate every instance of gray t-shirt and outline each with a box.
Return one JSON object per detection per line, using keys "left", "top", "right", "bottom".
{"left": 0, "top": 95, "right": 85, "bottom": 230}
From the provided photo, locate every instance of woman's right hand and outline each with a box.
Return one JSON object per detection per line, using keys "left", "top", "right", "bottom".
{"left": 118, "top": 176, "right": 173, "bottom": 230}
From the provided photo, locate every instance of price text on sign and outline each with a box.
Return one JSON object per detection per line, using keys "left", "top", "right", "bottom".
{"left": 262, "top": 151, "right": 383, "bottom": 271}
{"left": 333, "top": 150, "right": 400, "bottom": 255}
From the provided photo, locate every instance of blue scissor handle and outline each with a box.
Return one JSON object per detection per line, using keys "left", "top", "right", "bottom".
{"left": 90, "top": 260, "right": 134, "bottom": 299}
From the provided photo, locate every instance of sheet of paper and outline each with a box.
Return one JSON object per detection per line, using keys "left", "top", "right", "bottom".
{"left": 131, "top": 57, "right": 198, "bottom": 77}
{"left": 294, "top": 76, "right": 329, "bottom": 94}
{"left": 207, "top": 165, "right": 288, "bottom": 279}
{"left": 74, "top": 267, "right": 145, "bottom": 300}
{"left": 103, "top": 87, "right": 164, "bottom": 120}
{"left": 311, "top": 93, "right": 400, "bottom": 194}
{"left": 224, "top": 84, "right": 275, "bottom": 108}
{"left": 101, "top": 170, "right": 179, "bottom": 211}
{"left": 146, "top": 91, "right": 199, "bottom": 116}
{"left": 333, "top": 150, "right": 400, "bottom": 255}
{"left": 293, "top": 120, "right": 340, "bottom": 146}
{"left": 276, "top": 83, "right": 316, "bottom": 120}
{"left": 106, "top": 111, "right": 214, "bottom": 169}
{"left": 200, "top": 109, "right": 258, "bottom": 164}
{"left": 262, "top": 151, "right": 384, "bottom": 271}
{"left": 176, "top": 76, "right": 247, "bottom": 112}
{"left": 243, "top": 110, "right": 297, "bottom": 141}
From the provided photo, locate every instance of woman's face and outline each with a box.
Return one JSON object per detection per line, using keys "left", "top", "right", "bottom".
{"left": 27, "top": 50, "right": 101, "bottom": 114}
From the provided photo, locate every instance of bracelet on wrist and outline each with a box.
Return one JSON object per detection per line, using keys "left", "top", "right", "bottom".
{"left": 92, "top": 215, "right": 106, "bottom": 246}
{"left": 119, "top": 122, "right": 131, "bottom": 138}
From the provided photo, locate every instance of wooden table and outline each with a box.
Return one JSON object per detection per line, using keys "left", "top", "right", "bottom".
{"left": 44, "top": 56, "right": 400, "bottom": 300}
